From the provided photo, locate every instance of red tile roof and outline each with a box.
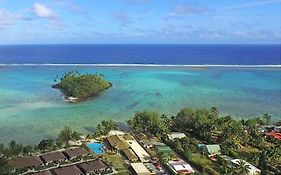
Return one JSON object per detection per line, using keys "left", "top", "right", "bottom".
{"left": 266, "top": 131, "right": 281, "bottom": 140}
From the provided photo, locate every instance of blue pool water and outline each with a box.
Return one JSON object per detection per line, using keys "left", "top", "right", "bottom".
{"left": 87, "top": 142, "right": 105, "bottom": 155}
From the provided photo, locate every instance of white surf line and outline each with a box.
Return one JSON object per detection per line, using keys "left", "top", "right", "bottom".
{"left": 0, "top": 63, "right": 281, "bottom": 68}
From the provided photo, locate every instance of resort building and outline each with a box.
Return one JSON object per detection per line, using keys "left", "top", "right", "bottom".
{"left": 40, "top": 151, "right": 67, "bottom": 165}
{"left": 265, "top": 131, "right": 281, "bottom": 140}
{"left": 168, "top": 132, "right": 186, "bottom": 140}
{"left": 53, "top": 165, "right": 83, "bottom": 175}
{"left": 136, "top": 133, "right": 149, "bottom": 141}
{"left": 167, "top": 160, "right": 195, "bottom": 174}
{"left": 219, "top": 155, "right": 233, "bottom": 162}
{"left": 63, "top": 148, "right": 88, "bottom": 160}
{"left": 155, "top": 144, "right": 173, "bottom": 154}
{"left": 130, "top": 162, "right": 155, "bottom": 175}
{"left": 203, "top": 144, "right": 221, "bottom": 158}
{"left": 78, "top": 160, "right": 109, "bottom": 174}
{"left": 136, "top": 134, "right": 153, "bottom": 148}
{"left": 106, "top": 135, "right": 130, "bottom": 151}
{"left": 8, "top": 155, "right": 43, "bottom": 169}
{"left": 123, "top": 149, "right": 139, "bottom": 162}
{"left": 123, "top": 133, "right": 135, "bottom": 141}
{"left": 230, "top": 159, "right": 261, "bottom": 175}
{"left": 127, "top": 140, "right": 151, "bottom": 162}
{"left": 108, "top": 130, "right": 125, "bottom": 136}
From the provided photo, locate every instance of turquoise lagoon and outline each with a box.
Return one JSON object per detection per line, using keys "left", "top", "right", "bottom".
{"left": 0, "top": 66, "right": 280, "bottom": 144}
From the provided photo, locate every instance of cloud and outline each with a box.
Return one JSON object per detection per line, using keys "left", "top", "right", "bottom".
{"left": 69, "top": 4, "right": 82, "bottom": 13}
{"left": 232, "top": 29, "right": 276, "bottom": 39}
{"left": 222, "top": 0, "right": 281, "bottom": 10}
{"left": 112, "top": 11, "right": 133, "bottom": 27}
{"left": 169, "top": 4, "right": 210, "bottom": 16}
{"left": 32, "top": 3, "right": 57, "bottom": 18}
{"left": 0, "top": 10, "right": 24, "bottom": 30}
{"left": 123, "top": 0, "right": 152, "bottom": 4}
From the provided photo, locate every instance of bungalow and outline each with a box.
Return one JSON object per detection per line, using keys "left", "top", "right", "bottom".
{"left": 78, "top": 160, "right": 109, "bottom": 175}
{"left": 130, "top": 162, "right": 154, "bottom": 175}
{"left": 123, "top": 134, "right": 135, "bottom": 141}
{"left": 136, "top": 133, "right": 149, "bottom": 141}
{"left": 108, "top": 130, "right": 125, "bottom": 136}
{"left": 155, "top": 144, "right": 173, "bottom": 154}
{"left": 230, "top": 159, "right": 261, "bottom": 175}
{"left": 168, "top": 132, "right": 186, "bottom": 140}
{"left": 53, "top": 165, "right": 83, "bottom": 175}
{"left": 8, "top": 155, "right": 43, "bottom": 170}
{"left": 127, "top": 140, "right": 151, "bottom": 162}
{"left": 63, "top": 148, "right": 88, "bottom": 160}
{"left": 167, "top": 159, "right": 195, "bottom": 174}
{"left": 106, "top": 135, "right": 130, "bottom": 151}
{"left": 203, "top": 144, "right": 221, "bottom": 158}
{"left": 40, "top": 151, "right": 66, "bottom": 165}
{"left": 123, "top": 149, "right": 139, "bottom": 162}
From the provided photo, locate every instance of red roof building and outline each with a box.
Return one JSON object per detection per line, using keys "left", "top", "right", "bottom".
{"left": 266, "top": 131, "right": 281, "bottom": 140}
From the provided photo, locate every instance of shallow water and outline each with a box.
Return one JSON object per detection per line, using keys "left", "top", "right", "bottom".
{"left": 0, "top": 66, "right": 280, "bottom": 144}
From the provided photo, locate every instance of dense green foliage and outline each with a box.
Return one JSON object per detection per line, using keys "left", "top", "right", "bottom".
{"left": 127, "top": 107, "right": 280, "bottom": 175}
{"left": 1, "top": 107, "right": 280, "bottom": 175}
{"left": 57, "top": 126, "right": 81, "bottom": 146}
{"left": 127, "top": 111, "right": 170, "bottom": 138}
{"left": 96, "top": 120, "right": 118, "bottom": 136}
{"left": 53, "top": 71, "right": 111, "bottom": 100}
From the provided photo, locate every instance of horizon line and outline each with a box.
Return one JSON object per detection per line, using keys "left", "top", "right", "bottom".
{"left": 1, "top": 63, "right": 281, "bottom": 68}
{"left": 0, "top": 43, "right": 280, "bottom": 46}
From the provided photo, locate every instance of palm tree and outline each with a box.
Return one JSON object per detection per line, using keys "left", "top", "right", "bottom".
{"left": 8, "top": 140, "right": 17, "bottom": 150}
{"left": 259, "top": 150, "right": 268, "bottom": 175}
{"left": 96, "top": 120, "right": 118, "bottom": 136}
{"left": 218, "top": 157, "right": 230, "bottom": 175}
{"left": 262, "top": 114, "right": 271, "bottom": 125}
{"left": 234, "top": 160, "right": 251, "bottom": 175}
{"left": 58, "top": 126, "right": 73, "bottom": 145}
{"left": 159, "top": 152, "right": 172, "bottom": 164}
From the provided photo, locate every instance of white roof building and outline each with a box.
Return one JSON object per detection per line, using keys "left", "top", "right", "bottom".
{"left": 167, "top": 159, "right": 195, "bottom": 174}
{"left": 108, "top": 130, "right": 125, "bottom": 136}
{"left": 130, "top": 163, "right": 153, "bottom": 175}
{"left": 127, "top": 140, "right": 151, "bottom": 162}
{"left": 168, "top": 132, "right": 186, "bottom": 140}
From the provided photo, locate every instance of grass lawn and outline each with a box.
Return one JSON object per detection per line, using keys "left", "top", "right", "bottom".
{"left": 191, "top": 153, "right": 220, "bottom": 175}
{"left": 102, "top": 153, "right": 127, "bottom": 171}
{"left": 192, "top": 153, "right": 212, "bottom": 166}
{"left": 237, "top": 146, "right": 260, "bottom": 164}
{"left": 116, "top": 171, "right": 130, "bottom": 175}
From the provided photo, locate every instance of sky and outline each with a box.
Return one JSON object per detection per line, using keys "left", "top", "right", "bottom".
{"left": 0, "top": 0, "right": 280, "bottom": 44}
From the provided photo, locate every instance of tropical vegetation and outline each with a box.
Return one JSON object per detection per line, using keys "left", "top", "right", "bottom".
{"left": 53, "top": 71, "right": 112, "bottom": 101}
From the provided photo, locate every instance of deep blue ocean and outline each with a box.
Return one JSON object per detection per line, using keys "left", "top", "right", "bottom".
{"left": 0, "top": 44, "right": 280, "bottom": 64}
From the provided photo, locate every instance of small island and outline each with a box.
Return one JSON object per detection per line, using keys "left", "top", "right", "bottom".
{"left": 52, "top": 71, "right": 112, "bottom": 102}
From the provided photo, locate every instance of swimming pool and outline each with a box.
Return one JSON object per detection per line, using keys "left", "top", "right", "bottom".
{"left": 87, "top": 142, "right": 105, "bottom": 155}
